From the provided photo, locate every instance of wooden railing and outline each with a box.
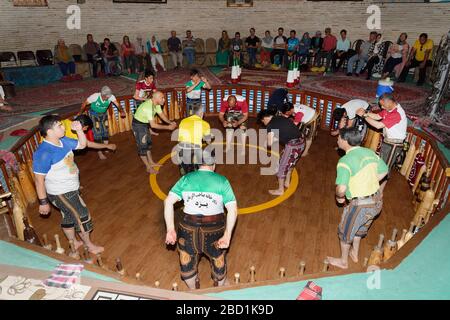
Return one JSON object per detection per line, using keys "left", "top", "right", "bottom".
{"left": 0, "top": 84, "right": 448, "bottom": 270}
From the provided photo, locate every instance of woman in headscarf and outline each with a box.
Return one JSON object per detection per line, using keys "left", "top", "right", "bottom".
{"left": 260, "top": 30, "right": 274, "bottom": 67}
{"left": 54, "top": 39, "right": 76, "bottom": 78}
{"left": 298, "top": 32, "right": 311, "bottom": 65}
{"left": 121, "top": 35, "right": 138, "bottom": 74}
{"left": 147, "top": 35, "right": 166, "bottom": 73}
{"left": 216, "top": 30, "right": 231, "bottom": 66}
{"left": 382, "top": 33, "right": 409, "bottom": 79}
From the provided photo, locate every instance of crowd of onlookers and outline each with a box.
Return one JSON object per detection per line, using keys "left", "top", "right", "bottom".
{"left": 52, "top": 27, "right": 435, "bottom": 86}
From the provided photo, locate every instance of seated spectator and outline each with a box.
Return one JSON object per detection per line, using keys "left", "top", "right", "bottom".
{"left": 54, "top": 39, "right": 76, "bottom": 78}
{"left": 217, "top": 30, "right": 231, "bottom": 66}
{"left": 398, "top": 33, "right": 433, "bottom": 86}
{"left": 101, "top": 38, "right": 120, "bottom": 76}
{"left": 182, "top": 30, "right": 196, "bottom": 66}
{"left": 147, "top": 35, "right": 166, "bottom": 73}
{"left": 382, "top": 33, "right": 409, "bottom": 79}
{"left": 0, "top": 85, "right": 12, "bottom": 112}
{"left": 347, "top": 31, "right": 377, "bottom": 76}
{"left": 245, "top": 28, "right": 260, "bottom": 68}
{"left": 314, "top": 27, "right": 337, "bottom": 72}
{"left": 231, "top": 32, "right": 244, "bottom": 65}
{"left": 309, "top": 31, "right": 323, "bottom": 65}
{"left": 332, "top": 29, "right": 352, "bottom": 72}
{"left": 135, "top": 35, "right": 151, "bottom": 73}
{"left": 286, "top": 30, "right": 300, "bottom": 63}
{"left": 362, "top": 33, "right": 387, "bottom": 80}
{"left": 168, "top": 31, "right": 183, "bottom": 69}
{"left": 121, "top": 35, "right": 138, "bottom": 74}
{"left": 271, "top": 27, "right": 287, "bottom": 68}
{"left": 298, "top": 32, "right": 311, "bottom": 65}
{"left": 259, "top": 30, "right": 273, "bottom": 67}
{"left": 83, "top": 34, "right": 104, "bottom": 78}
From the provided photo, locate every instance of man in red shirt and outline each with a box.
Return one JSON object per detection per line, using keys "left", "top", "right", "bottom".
{"left": 219, "top": 95, "right": 249, "bottom": 153}
{"left": 314, "top": 27, "right": 337, "bottom": 72}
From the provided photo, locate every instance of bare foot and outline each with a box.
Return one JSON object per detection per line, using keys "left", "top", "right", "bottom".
{"left": 150, "top": 129, "right": 159, "bottom": 136}
{"left": 74, "top": 240, "right": 84, "bottom": 251}
{"left": 146, "top": 166, "right": 158, "bottom": 174}
{"left": 98, "top": 152, "right": 107, "bottom": 160}
{"left": 301, "top": 152, "right": 309, "bottom": 158}
{"left": 284, "top": 182, "right": 290, "bottom": 189}
{"left": 269, "top": 189, "right": 284, "bottom": 196}
{"left": 88, "top": 245, "right": 104, "bottom": 255}
{"left": 150, "top": 163, "right": 162, "bottom": 167}
{"left": 327, "top": 256, "right": 348, "bottom": 269}
{"left": 349, "top": 248, "right": 359, "bottom": 263}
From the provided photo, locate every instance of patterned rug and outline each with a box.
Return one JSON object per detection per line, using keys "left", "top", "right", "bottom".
{"left": 300, "top": 75, "right": 431, "bottom": 117}
{"left": 120, "top": 67, "right": 222, "bottom": 89}
{"left": 217, "top": 67, "right": 320, "bottom": 88}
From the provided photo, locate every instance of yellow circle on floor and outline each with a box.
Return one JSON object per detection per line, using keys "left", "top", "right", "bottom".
{"left": 149, "top": 143, "right": 299, "bottom": 215}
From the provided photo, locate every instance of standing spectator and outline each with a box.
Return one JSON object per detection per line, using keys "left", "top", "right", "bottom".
{"left": 168, "top": 30, "right": 183, "bottom": 69}
{"left": 382, "top": 33, "right": 409, "bottom": 79}
{"left": 271, "top": 27, "right": 287, "bottom": 68}
{"left": 286, "top": 30, "right": 300, "bottom": 64}
{"left": 101, "top": 38, "right": 120, "bottom": 76}
{"left": 245, "top": 28, "right": 260, "bottom": 68}
{"left": 135, "top": 35, "right": 151, "bottom": 73}
{"left": 121, "top": 35, "right": 138, "bottom": 74}
{"left": 298, "top": 32, "right": 311, "bottom": 65}
{"left": 182, "top": 30, "right": 196, "bottom": 66}
{"left": 309, "top": 30, "right": 323, "bottom": 66}
{"left": 260, "top": 30, "right": 274, "bottom": 67}
{"left": 83, "top": 34, "right": 104, "bottom": 78}
{"left": 147, "top": 36, "right": 166, "bottom": 73}
{"left": 315, "top": 27, "right": 337, "bottom": 72}
{"left": 217, "top": 30, "right": 231, "bottom": 66}
{"left": 346, "top": 31, "right": 377, "bottom": 76}
{"left": 332, "top": 29, "right": 351, "bottom": 72}
{"left": 362, "top": 33, "right": 387, "bottom": 80}
{"left": 398, "top": 33, "right": 433, "bottom": 86}
{"left": 327, "top": 127, "right": 387, "bottom": 270}
{"left": 231, "top": 32, "right": 244, "bottom": 65}
{"left": 54, "top": 39, "right": 76, "bottom": 78}
{"left": 185, "top": 69, "right": 212, "bottom": 116}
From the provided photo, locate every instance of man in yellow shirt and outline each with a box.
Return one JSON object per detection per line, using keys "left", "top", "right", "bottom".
{"left": 176, "top": 104, "right": 212, "bottom": 175}
{"left": 398, "top": 33, "right": 433, "bottom": 86}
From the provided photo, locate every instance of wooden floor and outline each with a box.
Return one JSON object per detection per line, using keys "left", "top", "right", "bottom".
{"left": 28, "top": 117, "right": 416, "bottom": 291}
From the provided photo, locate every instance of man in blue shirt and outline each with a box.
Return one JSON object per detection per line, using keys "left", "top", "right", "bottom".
{"left": 33, "top": 115, "right": 104, "bottom": 256}
{"left": 287, "top": 30, "right": 300, "bottom": 63}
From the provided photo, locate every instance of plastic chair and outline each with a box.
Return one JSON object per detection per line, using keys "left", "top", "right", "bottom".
{"left": 0, "top": 52, "right": 18, "bottom": 67}
{"left": 36, "top": 50, "right": 54, "bottom": 66}
{"left": 17, "top": 51, "right": 37, "bottom": 66}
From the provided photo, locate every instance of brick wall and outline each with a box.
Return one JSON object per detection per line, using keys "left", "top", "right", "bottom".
{"left": 0, "top": 0, "right": 449, "bottom": 53}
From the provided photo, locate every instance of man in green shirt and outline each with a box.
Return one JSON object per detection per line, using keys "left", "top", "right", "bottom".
{"left": 328, "top": 127, "right": 388, "bottom": 269}
{"left": 79, "top": 86, "right": 125, "bottom": 160}
{"left": 185, "top": 69, "right": 211, "bottom": 117}
{"left": 132, "top": 91, "right": 177, "bottom": 173}
{"left": 164, "top": 149, "right": 238, "bottom": 289}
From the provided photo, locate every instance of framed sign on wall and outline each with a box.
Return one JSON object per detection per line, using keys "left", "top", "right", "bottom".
{"left": 13, "top": 0, "right": 48, "bottom": 6}
{"left": 112, "top": 0, "right": 167, "bottom": 3}
{"left": 227, "top": 0, "right": 253, "bottom": 7}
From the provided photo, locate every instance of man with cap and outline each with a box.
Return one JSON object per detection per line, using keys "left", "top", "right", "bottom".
{"left": 164, "top": 148, "right": 238, "bottom": 289}
{"left": 79, "top": 86, "right": 125, "bottom": 160}
{"left": 356, "top": 93, "right": 407, "bottom": 171}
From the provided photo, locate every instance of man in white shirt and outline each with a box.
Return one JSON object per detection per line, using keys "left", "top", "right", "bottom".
{"left": 356, "top": 93, "right": 407, "bottom": 170}
{"left": 332, "top": 29, "right": 352, "bottom": 72}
